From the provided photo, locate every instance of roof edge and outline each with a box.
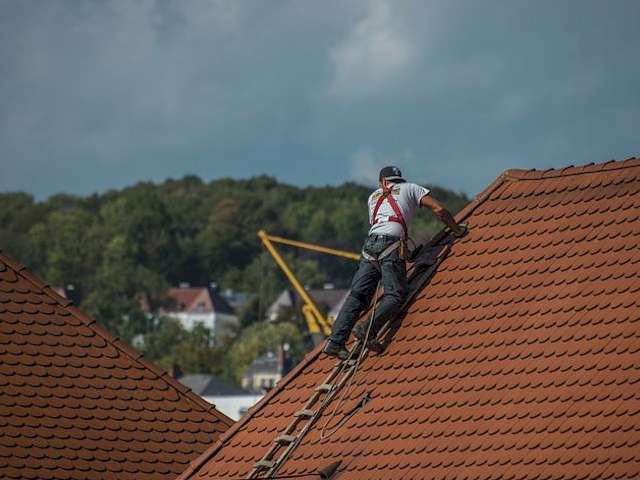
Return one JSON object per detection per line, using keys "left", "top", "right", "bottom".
{"left": 502, "top": 156, "right": 639, "bottom": 181}
{"left": 0, "top": 250, "right": 235, "bottom": 430}
{"left": 427, "top": 170, "right": 511, "bottom": 246}
{"left": 430, "top": 156, "right": 638, "bottom": 245}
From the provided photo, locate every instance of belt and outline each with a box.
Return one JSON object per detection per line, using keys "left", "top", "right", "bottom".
{"left": 361, "top": 240, "right": 404, "bottom": 262}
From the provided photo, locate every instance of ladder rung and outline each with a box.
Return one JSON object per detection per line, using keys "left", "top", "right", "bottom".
{"left": 275, "top": 434, "right": 297, "bottom": 444}
{"left": 294, "top": 409, "right": 315, "bottom": 418}
{"left": 315, "top": 383, "right": 333, "bottom": 392}
{"left": 254, "top": 459, "right": 275, "bottom": 469}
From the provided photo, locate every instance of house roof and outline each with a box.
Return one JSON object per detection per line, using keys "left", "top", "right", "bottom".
{"left": 0, "top": 251, "right": 234, "bottom": 480}
{"left": 177, "top": 157, "right": 640, "bottom": 480}
{"left": 179, "top": 374, "right": 250, "bottom": 397}
{"left": 166, "top": 287, "right": 235, "bottom": 315}
{"left": 266, "top": 288, "right": 349, "bottom": 320}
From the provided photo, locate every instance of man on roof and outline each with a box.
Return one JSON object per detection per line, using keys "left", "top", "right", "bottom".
{"left": 323, "top": 166, "right": 467, "bottom": 360}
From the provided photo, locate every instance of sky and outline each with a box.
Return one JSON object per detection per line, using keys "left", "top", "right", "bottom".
{"left": 1, "top": 0, "right": 639, "bottom": 199}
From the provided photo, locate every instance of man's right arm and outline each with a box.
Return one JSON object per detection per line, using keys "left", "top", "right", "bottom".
{"left": 420, "top": 194, "right": 466, "bottom": 237}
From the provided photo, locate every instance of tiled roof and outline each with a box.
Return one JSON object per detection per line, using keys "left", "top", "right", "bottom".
{"left": 177, "top": 157, "right": 640, "bottom": 480}
{"left": 0, "top": 252, "right": 234, "bottom": 480}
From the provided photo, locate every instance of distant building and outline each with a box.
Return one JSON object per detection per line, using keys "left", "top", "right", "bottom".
{"left": 158, "top": 284, "right": 238, "bottom": 341}
{"left": 266, "top": 286, "right": 349, "bottom": 325}
{"left": 220, "top": 288, "right": 254, "bottom": 313}
{"left": 52, "top": 284, "right": 81, "bottom": 305}
{"left": 178, "top": 374, "right": 262, "bottom": 420}
{"left": 241, "top": 345, "right": 294, "bottom": 393}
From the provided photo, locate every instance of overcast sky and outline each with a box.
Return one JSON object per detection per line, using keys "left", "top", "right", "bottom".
{"left": 1, "top": 0, "right": 639, "bottom": 199}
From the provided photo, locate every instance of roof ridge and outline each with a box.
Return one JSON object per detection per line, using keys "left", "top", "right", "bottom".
{"left": 503, "top": 156, "right": 639, "bottom": 181}
{"left": 0, "top": 249, "right": 234, "bottom": 429}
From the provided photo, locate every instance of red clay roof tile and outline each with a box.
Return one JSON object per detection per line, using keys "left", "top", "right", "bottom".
{"left": 176, "top": 157, "right": 640, "bottom": 480}
{"left": 0, "top": 251, "right": 233, "bottom": 479}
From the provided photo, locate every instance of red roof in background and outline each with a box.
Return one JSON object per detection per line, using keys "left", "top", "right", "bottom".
{"left": 165, "top": 287, "right": 235, "bottom": 315}
{"left": 168, "top": 287, "right": 215, "bottom": 313}
{"left": 177, "top": 157, "right": 640, "bottom": 480}
{"left": 0, "top": 252, "right": 234, "bottom": 480}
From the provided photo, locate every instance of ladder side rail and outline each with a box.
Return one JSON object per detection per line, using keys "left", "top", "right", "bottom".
{"left": 264, "top": 360, "right": 361, "bottom": 479}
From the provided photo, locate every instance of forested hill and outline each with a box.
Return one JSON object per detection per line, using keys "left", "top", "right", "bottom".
{"left": 0, "top": 175, "right": 468, "bottom": 341}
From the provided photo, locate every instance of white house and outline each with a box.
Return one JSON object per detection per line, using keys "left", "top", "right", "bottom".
{"left": 161, "top": 285, "right": 238, "bottom": 341}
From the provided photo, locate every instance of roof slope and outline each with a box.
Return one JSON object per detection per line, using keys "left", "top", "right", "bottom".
{"left": 0, "top": 252, "right": 234, "bottom": 480}
{"left": 178, "top": 157, "right": 640, "bottom": 480}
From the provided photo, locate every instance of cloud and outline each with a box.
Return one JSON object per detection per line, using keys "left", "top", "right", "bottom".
{"left": 1, "top": 1, "right": 639, "bottom": 199}
{"left": 349, "top": 147, "right": 415, "bottom": 185}
{"left": 329, "top": 1, "right": 415, "bottom": 98}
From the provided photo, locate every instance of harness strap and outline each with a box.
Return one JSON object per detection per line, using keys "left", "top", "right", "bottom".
{"left": 361, "top": 240, "right": 402, "bottom": 262}
{"left": 371, "top": 185, "right": 408, "bottom": 239}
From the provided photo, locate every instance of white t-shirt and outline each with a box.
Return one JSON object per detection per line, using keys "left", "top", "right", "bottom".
{"left": 368, "top": 182, "right": 430, "bottom": 237}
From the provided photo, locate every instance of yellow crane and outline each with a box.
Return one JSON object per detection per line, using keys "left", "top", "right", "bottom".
{"left": 257, "top": 230, "right": 359, "bottom": 337}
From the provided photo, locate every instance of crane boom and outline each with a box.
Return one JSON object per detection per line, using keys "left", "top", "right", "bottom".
{"left": 257, "top": 230, "right": 359, "bottom": 337}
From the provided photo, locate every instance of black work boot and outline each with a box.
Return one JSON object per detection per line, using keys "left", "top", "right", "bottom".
{"left": 322, "top": 340, "right": 350, "bottom": 361}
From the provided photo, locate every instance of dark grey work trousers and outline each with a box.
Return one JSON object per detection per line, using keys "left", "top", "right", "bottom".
{"left": 329, "top": 233, "right": 408, "bottom": 346}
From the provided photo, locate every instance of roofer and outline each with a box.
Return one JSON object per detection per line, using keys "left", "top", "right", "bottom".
{"left": 323, "top": 166, "right": 467, "bottom": 360}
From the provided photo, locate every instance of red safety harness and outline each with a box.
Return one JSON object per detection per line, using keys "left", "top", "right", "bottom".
{"left": 371, "top": 184, "right": 408, "bottom": 240}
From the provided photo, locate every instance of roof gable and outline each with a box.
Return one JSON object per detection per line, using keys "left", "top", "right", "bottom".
{"left": 167, "top": 287, "right": 235, "bottom": 315}
{"left": 168, "top": 287, "right": 214, "bottom": 313}
{"left": 0, "top": 252, "right": 233, "bottom": 480}
{"left": 177, "top": 157, "right": 640, "bottom": 479}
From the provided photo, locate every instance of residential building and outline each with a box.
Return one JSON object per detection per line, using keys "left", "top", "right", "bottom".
{"left": 241, "top": 345, "right": 294, "bottom": 393}
{"left": 161, "top": 284, "right": 238, "bottom": 341}
{"left": 266, "top": 286, "right": 349, "bottom": 324}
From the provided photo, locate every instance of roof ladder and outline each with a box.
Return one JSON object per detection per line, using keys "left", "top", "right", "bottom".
{"left": 245, "top": 243, "right": 451, "bottom": 480}
{"left": 246, "top": 353, "right": 361, "bottom": 479}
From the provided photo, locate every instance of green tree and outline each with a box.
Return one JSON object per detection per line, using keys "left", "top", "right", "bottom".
{"left": 82, "top": 235, "right": 167, "bottom": 341}
{"left": 99, "top": 184, "right": 178, "bottom": 278}
{"left": 29, "top": 208, "right": 100, "bottom": 299}
{"left": 141, "top": 318, "right": 225, "bottom": 375}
